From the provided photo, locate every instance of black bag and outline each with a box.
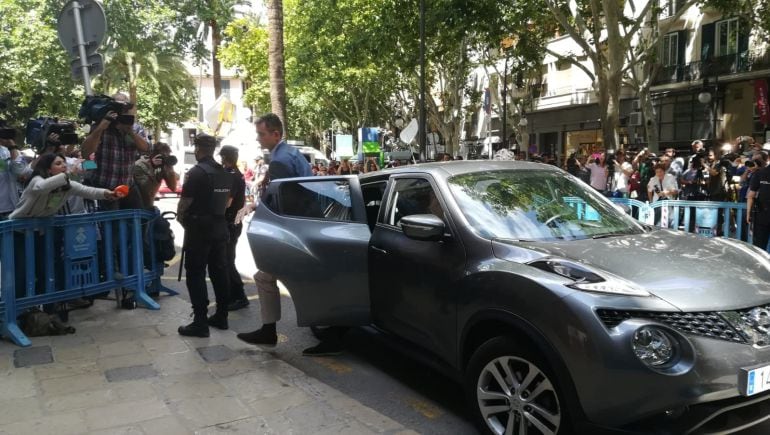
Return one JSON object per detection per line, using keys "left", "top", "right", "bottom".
{"left": 145, "top": 209, "right": 176, "bottom": 264}
{"left": 18, "top": 309, "right": 76, "bottom": 337}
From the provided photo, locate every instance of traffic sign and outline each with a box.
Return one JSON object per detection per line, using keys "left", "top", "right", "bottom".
{"left": 57, "top": 0, "right": 107, "bottom": 59}
{"left": 70, "top": 53, "right": 104, "bottom": 79}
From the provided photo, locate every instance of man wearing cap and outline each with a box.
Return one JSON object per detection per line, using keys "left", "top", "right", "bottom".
{"left": 177, "top": 133, "right": 233, "bottom": 337}
{"left": 218, "top": 145, "right": 249, "bottom": 311}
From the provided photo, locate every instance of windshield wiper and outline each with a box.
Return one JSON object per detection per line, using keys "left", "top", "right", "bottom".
{"left": 591, "top": 232, "right": 628, "bottom": 239}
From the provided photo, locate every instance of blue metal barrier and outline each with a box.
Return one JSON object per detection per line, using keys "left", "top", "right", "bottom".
{"left": 0, "top": 209, "right": 173, "bottom": 347}
{"left": 609, "top": 198, "right": 751, "bottom": 242}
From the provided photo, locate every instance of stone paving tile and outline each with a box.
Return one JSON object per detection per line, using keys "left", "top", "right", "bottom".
{"left": 34, "top": 360, "right": 100, "bottom": 380}
{"left": 258, "top": 400, "right": 348, "bottom": 434}
{"left": 39, "top": 372, "right": 108, "bottom": 397}
{"left": 153, "top": 372, "right": 228, "bottom": 401}
{"left": 53, "top": 343, "right": 99, "bottom": 363}
{"left": 13, "top": 345, "right": 54, "bottom": 368}
{"left": 48, "top": 333, "right": 95, "bottom": 347}
{"left": 206, "top": 355, "right": 271, "bottom": 378}
{"left": 316, "top": 419, "right": 380, "bottom": 435}
{"left": 141, "top": 336, "right": 190, "bottom": 356}
{"left": 0, "top": 411, "right": 87, "bottom": 435}
{"left": 111, "top": 380, "right": 158, "bottom": 402}
{"left": 105, "top": 364, "right": 159, "bottom": 382}
{"left": 0, "top": 353, "right": 12, "bottom": 374}
{"left": 89, "top": 326, "right": 161, "bottom": 343}
{"left": 97, "top": 351, "right": 155, "bottom": 371}
{"left": 98, "top": 340, "right": 146, "bottom": 358}
{"left": 0, "top": 397, "right": 43, "bottom": 426}
{"left": 0, "top": 368, "right": 36, "bottom": 400}
{"left": 152, "top": 348, "right": 208, "bottom": 376}
{"left": 170, "top": 396, "right": 252, "bottom": 428}
{"left": 245, "top": 388, "right": 312, "bottom": 415}
{"left": 196, "top": 345, "right": 237, "bottom": 363}
{"left": 87, "top": 425, "right": 145, "bottom": 435}
{"left": 139, "top": 416, "right": 191, "bottom": 435}
{"left": 194, "top": 416, "right": 267, "bottom": 434}
{"left": 84, "top": 398, "right": 171, "bottom": 431}
{"left": 41, "top": 388, "right": 116, "bottom": 413}
{"left": 218, "top": 367, "right": 292, "bottom": 400}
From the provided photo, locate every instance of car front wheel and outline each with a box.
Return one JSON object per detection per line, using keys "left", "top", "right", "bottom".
{"left": 466, "top": 336, "right": 568, "bottom": 435}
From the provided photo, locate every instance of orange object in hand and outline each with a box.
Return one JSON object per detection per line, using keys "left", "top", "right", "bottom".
{"left": 114, "top": 185, "right": 129, "bottom": 198}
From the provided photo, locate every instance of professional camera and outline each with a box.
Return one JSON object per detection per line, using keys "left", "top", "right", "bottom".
{"left": 25, "top": 118, "right": 78, "bottom": 153}
{"left": 0, "top": 122, "right": 15, "bottom": 140}
{"left": 161, "top": 155, "right": 178, "bottom": 166}
{"left": 78, "top": 95, "right": 131, "bottom": 124}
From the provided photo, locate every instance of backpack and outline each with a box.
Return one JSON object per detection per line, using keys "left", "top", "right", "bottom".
{"left": 145, "top": 209, "right": 176, "bottom": 264}
{"left": 18, "top": 309, "right": 76, "bottom": 337}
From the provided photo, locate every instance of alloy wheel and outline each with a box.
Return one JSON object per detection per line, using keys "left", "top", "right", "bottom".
{"left": 476, "top": 355, "right": 561, "bottom": 435}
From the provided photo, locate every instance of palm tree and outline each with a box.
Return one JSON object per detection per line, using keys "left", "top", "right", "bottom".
{"left": 267, "top": 0, "right": 288, "bottom": 136}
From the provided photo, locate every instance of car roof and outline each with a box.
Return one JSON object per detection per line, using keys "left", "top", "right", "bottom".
{"left": 358, "top": 160, "right": 561, "bottom": 182}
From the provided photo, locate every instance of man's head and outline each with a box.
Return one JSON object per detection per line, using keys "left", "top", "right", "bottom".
{"left": 660, "top": 155, "right": 671, "bottom": 168}
{"left": 255, "top": 113, "right": 283, "bottom": 151}
{"left": 754, "top": 151, "right": 769, "bottom": 167}
{"left": 691, "top": 140, "right": 704, "bottom": 153}
{"left": 665, "top": 147, "right": 675, "bottom": 157}
{"left": 219, "top": 145, "right": 239, "bottom": 168}
{"left": 707, "top": 149, "right": 716, "bottom": 162}
{"left": 193, "top": 133, "right": 217, "bottom": 161}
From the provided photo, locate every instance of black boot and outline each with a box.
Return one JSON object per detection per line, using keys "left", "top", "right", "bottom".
{"left": 237, "top": 323, "right": 277, "bottom": 347}
{"left": 178, "top": 313, "right": 209, "bottom": 337}
{"left": 207, "top": 312, "right": 229, "bottom": 330}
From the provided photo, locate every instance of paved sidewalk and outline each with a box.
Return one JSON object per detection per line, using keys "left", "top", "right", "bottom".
{"left": 0, "top": 295, "right": 415, "bottom": 435}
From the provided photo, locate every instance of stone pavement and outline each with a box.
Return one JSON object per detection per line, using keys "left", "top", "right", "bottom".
{"left": 0, "top": 294, "right": 416, "bottom": 435}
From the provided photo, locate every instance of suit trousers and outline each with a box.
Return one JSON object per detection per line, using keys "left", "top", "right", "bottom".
{"left": 255, "top": 270, "right": 281, "bottom": 324}
{"left": 226, "top": 223, "right": 246, "bottom": 301}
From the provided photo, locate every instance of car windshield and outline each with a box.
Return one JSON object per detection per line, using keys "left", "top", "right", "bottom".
{"left": 447, "top": 169, "right": 645, "bottom": 241}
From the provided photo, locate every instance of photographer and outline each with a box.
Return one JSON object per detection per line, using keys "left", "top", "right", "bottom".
{"left": 81, "top": 102, "right": 149, "bottom": 209}
{"left": 0, "top": 125, "right": 27, "bottom": 220}
{"left": 706, "top": 149, "right": 729, "bottom": 202}
{"left": 607, "top": 150, "right": 633, "bottom": 197}
{"left": 132, "top": 142, "right": 178, "bottom": 210}
{"left": 681, "top": 150, "right": 709, "bottom": 201}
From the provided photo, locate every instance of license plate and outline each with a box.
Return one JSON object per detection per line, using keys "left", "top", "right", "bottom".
{"left": 740, "top": 364, "right": 770, "bottom": 396}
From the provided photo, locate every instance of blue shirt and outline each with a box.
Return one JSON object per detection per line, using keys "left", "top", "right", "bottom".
{"left": 267, "top": 141, "right": 312, "bottom": 180}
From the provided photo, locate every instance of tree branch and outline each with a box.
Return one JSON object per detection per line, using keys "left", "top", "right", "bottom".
{"left": 545, "top": 48, "right": 596, "bottom": 81}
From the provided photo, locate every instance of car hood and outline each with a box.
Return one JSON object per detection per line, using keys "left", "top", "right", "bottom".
{"left": 493, "top": 230, "right": 770, "bottom": 311}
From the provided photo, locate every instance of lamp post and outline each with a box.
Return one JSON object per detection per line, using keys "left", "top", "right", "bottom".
{"left": 698, "top": 77, "right": 719, "bottom": 144}
{"left": 418, "top": 0, "right": 426, "bottom": 162}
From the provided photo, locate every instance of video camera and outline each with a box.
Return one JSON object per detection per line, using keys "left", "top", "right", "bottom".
{"left": 25, "top": 118, "right": 79, "bottom": 153}
{"left": 78, "top": 95, "right": 132, "bottom": 125}
{"left": 160, "top": 155, "right": 178, "bottom": 166}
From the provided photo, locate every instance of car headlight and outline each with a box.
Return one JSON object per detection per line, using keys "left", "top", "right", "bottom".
{"left": 529, "top": 258, "right": 650, "bottom": 297}
{"left": 632, "top": 326, "right": 677, "bottom": 368}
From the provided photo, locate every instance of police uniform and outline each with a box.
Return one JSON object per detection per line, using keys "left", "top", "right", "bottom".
{"left": 749, "top": 165, "right": 770, "bottom": 250}
{"left": 223, "top": 152, "right": 247, "bottom": 309}
{"left": 178, "top": 140, "right": 232, "bottom": 336}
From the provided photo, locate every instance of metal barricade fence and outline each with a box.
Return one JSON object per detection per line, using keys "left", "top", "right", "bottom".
{"left": 0, "top": 209, "right": 172, "bottom": 347}
{"left": 609, "top": 198, "right": 751, "bottom": 243}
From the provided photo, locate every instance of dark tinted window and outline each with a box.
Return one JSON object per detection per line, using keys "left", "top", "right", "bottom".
{"left": 277, "top": 180, "right": 353, "bottom": 221}
{"left": 385, "top": 178, "right": 444, "bottom": 226}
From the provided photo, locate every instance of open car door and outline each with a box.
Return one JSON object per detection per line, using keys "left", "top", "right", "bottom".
{"left": 246, "top": 175, "right": 371, "bottom": 326}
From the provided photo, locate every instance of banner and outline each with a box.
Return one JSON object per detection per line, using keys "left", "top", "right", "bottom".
{"left": 755, "top": 79, "right": 770, "bottom": 125}
{"left": 360, "top": 127, "right": 380, "bottom": 155}
{"left": 334, "top": 134, "right": 354, "bottom": 157}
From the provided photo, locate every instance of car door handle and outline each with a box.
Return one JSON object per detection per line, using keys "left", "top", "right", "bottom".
{"left": 370, "top": 246, "right": 388, "bottom": 255}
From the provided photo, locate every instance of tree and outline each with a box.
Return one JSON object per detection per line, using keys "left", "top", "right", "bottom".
{"left": 219, "top": 17, "right": 270, "bottom": 112}
{"left": 267, "top": 0, "right": 288, "bottom": 135}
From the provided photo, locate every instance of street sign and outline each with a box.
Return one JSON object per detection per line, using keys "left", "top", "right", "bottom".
{"left": 57, "top": 0, "right": 107, "bottom": 58}
{"left": 57, "top": 0, "right": 107, "bottom": 94}
{"left": 70, "top": 53, "right": 104, "bottom": 79}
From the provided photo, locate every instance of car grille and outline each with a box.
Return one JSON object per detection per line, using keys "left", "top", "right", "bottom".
{"left": 596, "top": 309, "right": 748, "bottom": 344}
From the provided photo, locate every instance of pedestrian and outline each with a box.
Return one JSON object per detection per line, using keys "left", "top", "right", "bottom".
{"left": 219, "top": 145, "right": 249, "bottom": 312}
{"left": 239, "top": 113, "right": 348, "bottom": 354}
{"left": 0, "top": 133, "right": 26, "bottom": 220}
{"left": 585, "top": 153, "right": 608, "bottom": 192}
{"left": 176, "top": 133, "right": 232, "bottom": 337}
{"left": 747, "top": 152, "right": 770, "bottom": 251}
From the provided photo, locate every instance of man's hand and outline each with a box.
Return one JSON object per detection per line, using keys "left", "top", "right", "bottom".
{"left": 151, "top": 154, "right": 163, "bottom": 167}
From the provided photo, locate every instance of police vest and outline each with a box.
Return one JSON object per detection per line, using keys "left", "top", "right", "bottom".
{"left": 196, "top": 159, "right": 231, "bottom": 217}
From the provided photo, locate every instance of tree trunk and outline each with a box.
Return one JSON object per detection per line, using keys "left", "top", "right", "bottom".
{"left": 638, "top": 85, "right": 660, "bottom": 152}
{"left": 267, "top": 0, "right": 288, "bottom": 138}
{"left": 211, "top": 19, "right": 222, "bottom": 99}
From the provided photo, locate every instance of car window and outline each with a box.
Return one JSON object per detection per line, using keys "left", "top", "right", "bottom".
{"left": 277, "top": 179, "right": 353, "bottom": 221}
{"left": 385, "top": 178, "right": 445, "bottom": 227}
{"left": 362, "top": 181, "right": 387, "bottom": 231}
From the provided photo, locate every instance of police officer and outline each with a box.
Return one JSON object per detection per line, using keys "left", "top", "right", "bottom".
{"left": 177, "top": 133, "right": 232, "bottom": 337}
{"left": 747, "top": 152, "right": 770, "bottom": 251}
{"left": 218, "top": 145, "right": 249, "bottom": 311}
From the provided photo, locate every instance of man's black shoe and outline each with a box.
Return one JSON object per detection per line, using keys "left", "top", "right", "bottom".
{"left": 207, "top": 313, "right": 229, "bottom": 330}
{"left": 178, "top": 322, "right": 210, "bottom": 337}
{"left": 227, "top": 298, "right": 250, "bottom": 311}
{"left": 237, "top": 328, "right": 277, "bottom": 347}
{"left": 302, "top": 340, "right": 344, "bottom": 357}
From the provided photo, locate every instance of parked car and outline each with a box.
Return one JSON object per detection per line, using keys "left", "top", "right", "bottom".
{"left": 247, "top": 161, "right": 770, "bottom": 434}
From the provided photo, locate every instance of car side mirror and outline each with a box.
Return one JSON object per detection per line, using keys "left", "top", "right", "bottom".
{"left": 400, "top": 214, "right": 445, "bottom": 242}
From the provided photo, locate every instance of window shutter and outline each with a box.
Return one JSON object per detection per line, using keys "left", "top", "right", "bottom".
{"left": 677, "top": 30, "right": 688, "bottom": 65}
{"left": 701, "top": 22, "right": 715, "bottom": 60}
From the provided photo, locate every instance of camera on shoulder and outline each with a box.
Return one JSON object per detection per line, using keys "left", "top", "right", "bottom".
{"left": 78, "top": 95, "right": 132, "bottom": 125}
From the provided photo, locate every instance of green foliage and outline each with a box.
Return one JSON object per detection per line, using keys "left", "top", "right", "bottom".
{"left": 0, "top": 0, "right": 82, "bottom": 126}
{"left": 219, "top": 17, "right": 270, "bottom": 111}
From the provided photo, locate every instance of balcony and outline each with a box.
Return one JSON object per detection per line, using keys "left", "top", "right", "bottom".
{"left": 652, "top": 51, "right": 770, "bottom": 85}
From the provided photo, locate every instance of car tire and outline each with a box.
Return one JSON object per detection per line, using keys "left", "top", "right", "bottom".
{"left": 466, "top": 336, "right": 571, "bottom": 435}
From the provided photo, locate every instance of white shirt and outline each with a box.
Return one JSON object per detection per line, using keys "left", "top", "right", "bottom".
{"left": 612, "top": 161, "right": 633, "bottom": 193}
{"left": 585, "top": 162, "right": 607, "bottom": 190}
{"left": 647, "top": 174, "right": 678, "bottom": 202}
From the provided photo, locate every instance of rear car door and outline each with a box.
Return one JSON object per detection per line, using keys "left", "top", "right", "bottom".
{"left": 247, "top": 175, "right": 370, "bottom": 326}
